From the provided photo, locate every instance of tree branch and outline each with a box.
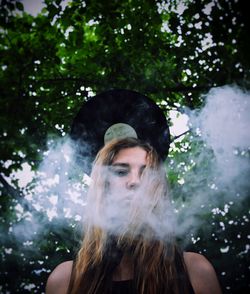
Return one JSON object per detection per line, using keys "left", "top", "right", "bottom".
{"left": 35, "top": 78, "right": 215, "bottom": 93}
{"left": 171, "top": 130, "right": 190, "bottom": 142}
{"left": 36, "top": 77, "right": 94, "bottom": 84}
{"left": 145, "top": 85, "right": 213, "bottom": 94}
{"left": 0, "top": 173, "right": 33, "bottom": 211}
{"left": 0, "top": 173, "right": 23, "bottom": 198}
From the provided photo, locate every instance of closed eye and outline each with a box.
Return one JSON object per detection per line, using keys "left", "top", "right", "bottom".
{"left": 114, "top": 169, "right": 129, "bottom": 177}
{"left": 109, "top": 166, "right": 129, "bottom": 177}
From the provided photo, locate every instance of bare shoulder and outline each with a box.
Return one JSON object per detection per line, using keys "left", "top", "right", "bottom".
{"left": 184, "top": 252, "right": 222, "bottom": 294}
{"left": 46, "top": 260, "right": 73, "bottom": 294}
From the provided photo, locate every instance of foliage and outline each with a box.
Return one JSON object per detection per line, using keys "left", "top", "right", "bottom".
{"left": 0, "top": 0, "right": 249, "bottom": 293}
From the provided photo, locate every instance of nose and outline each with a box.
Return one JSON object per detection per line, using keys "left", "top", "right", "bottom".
{"left": 126, "top": 171, "right": 140, "bottom": 190}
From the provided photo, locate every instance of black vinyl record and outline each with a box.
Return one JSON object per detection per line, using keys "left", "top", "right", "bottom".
{"left": 70, "top": 89, "right": 170, "bottom": 173}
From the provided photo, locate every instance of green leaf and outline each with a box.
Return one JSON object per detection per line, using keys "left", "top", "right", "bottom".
{"left": 15, "top": 2, "right": 24, "bottom": 11}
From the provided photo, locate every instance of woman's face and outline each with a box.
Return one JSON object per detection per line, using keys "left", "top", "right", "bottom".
{"left": 107, "top": 147, "right": 148, "bottom": 202}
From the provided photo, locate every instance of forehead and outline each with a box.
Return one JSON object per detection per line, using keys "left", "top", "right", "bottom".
{"left": 112, "top": 147, "right": 148, "bottom": 165}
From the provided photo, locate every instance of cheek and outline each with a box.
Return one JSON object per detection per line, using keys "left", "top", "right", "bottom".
{"left": 108, "top": 177, "right": 127, "bottom": 193}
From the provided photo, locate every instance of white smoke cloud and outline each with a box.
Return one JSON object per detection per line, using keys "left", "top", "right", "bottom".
{"left": 196, "top": 85, "right": 250, "bottom": 185}
{"left": 173, "top": 85, "right": 250, "bottom": 240}
{"left": 85, "top": 166, "right": 176, "bottom": 240}
{"left": 8, "top": 85, "right": 250, "bottom": 247}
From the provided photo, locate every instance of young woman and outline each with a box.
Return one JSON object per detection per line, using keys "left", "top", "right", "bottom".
{"left": 46, "top": 137, "right": 222, "bottom": 294}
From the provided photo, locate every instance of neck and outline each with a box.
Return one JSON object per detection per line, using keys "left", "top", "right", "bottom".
{"left": 112, "top": 253, "right": 134, "bottom": 281}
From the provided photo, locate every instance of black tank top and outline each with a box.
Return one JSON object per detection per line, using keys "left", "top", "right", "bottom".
{"left": 68, "top": 253, "right": 196, "bottom": 294}
{"left": 111, "top": 280, "right": 136, "bottom": 294}
{"left": 111, "top": 279, "right": 195, "bottom": 294}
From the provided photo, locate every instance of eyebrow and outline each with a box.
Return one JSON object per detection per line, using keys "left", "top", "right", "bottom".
{"left": 111, "top": 163, "right": 129, "bottom": 168}
{"left": 111, "top": 163, "right": 147, "bottom": 170}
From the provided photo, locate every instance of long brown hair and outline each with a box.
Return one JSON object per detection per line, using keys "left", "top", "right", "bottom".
{"left": 68, "top": 138, "right": 191, "bottom": 294}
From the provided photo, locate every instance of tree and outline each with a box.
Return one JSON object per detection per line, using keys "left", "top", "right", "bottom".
{"left": 0, "top": 0, "right": 249, "bottom": 293}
